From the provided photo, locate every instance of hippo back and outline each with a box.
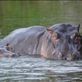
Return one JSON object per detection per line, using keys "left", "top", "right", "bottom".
{"left": 0, "top": 26, "right": 46, "bottom": 55}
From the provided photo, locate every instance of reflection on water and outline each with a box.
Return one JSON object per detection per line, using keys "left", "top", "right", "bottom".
{"left": 0, "top": 56, "right": 82, "bottom": 82}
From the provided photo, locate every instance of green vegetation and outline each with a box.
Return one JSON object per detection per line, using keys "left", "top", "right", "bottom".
{"left": 0, "top": 1, "right": 82, "bottom": 37}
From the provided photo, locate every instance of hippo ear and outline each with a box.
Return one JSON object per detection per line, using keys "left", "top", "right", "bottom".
{"left": 77, "top": 24, "right": 80, "bottom": 32}
{"left": 47, "top": 28, "right": 53, "bottom": 35}
{"left": 47, "top": 28, "right": 58, "bottom": 38}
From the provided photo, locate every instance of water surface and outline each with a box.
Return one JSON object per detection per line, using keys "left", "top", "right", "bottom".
{"left": 0, "top": 56, "right": 82, "bottom": 82}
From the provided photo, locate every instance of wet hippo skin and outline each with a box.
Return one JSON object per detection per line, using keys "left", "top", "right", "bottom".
{"left": 0, "top": 24, "right": 82, "bottom": 60}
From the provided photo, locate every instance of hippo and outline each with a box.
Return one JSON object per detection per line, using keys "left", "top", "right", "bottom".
{"left": 0, "top": 24, "right": 82, "bottom": 60}
{"left": 0, "top": 48, "right": 16, "bottom": 57}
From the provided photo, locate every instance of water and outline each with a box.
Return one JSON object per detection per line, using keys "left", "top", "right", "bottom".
{"left": 0, "top": 1, "right": 82, "bottom": 37}
{"left": 0, "top": 56, "right": 82, "bottom": 82}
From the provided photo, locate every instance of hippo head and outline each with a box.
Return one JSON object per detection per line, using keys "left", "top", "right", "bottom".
{"left": 47, "top": 24, "right": 82, "bottom": 60}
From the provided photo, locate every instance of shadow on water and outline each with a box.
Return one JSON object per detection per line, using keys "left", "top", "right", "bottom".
{"left": 0, "top": 56, "right": 82, "bottom": 82}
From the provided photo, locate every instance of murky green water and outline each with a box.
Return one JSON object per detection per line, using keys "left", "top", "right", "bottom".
{"left": 0, "top": 56, "right": 82, "bottom": 82}
{"left": 0, "top": 1, "right": 82, "bottom": 37}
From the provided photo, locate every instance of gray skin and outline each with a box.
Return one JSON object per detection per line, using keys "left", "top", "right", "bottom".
{"left": 0, "top": 48, "right": 15, "bottom": 57}
{"left": 0, "top": 24, "right": 81, "bottom": 60}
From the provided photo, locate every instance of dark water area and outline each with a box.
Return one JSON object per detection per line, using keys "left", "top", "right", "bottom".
{"left": 0, "top": 56, "right": 82, "bottom": 82}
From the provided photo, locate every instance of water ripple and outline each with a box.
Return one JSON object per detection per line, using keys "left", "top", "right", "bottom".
{"left": 0, "top": 57, "right": 82, "bottom": 82}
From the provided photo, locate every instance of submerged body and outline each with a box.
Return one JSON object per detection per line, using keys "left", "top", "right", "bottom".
{"left": 0, "top": 24, "right": 82, "bottom": 60}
